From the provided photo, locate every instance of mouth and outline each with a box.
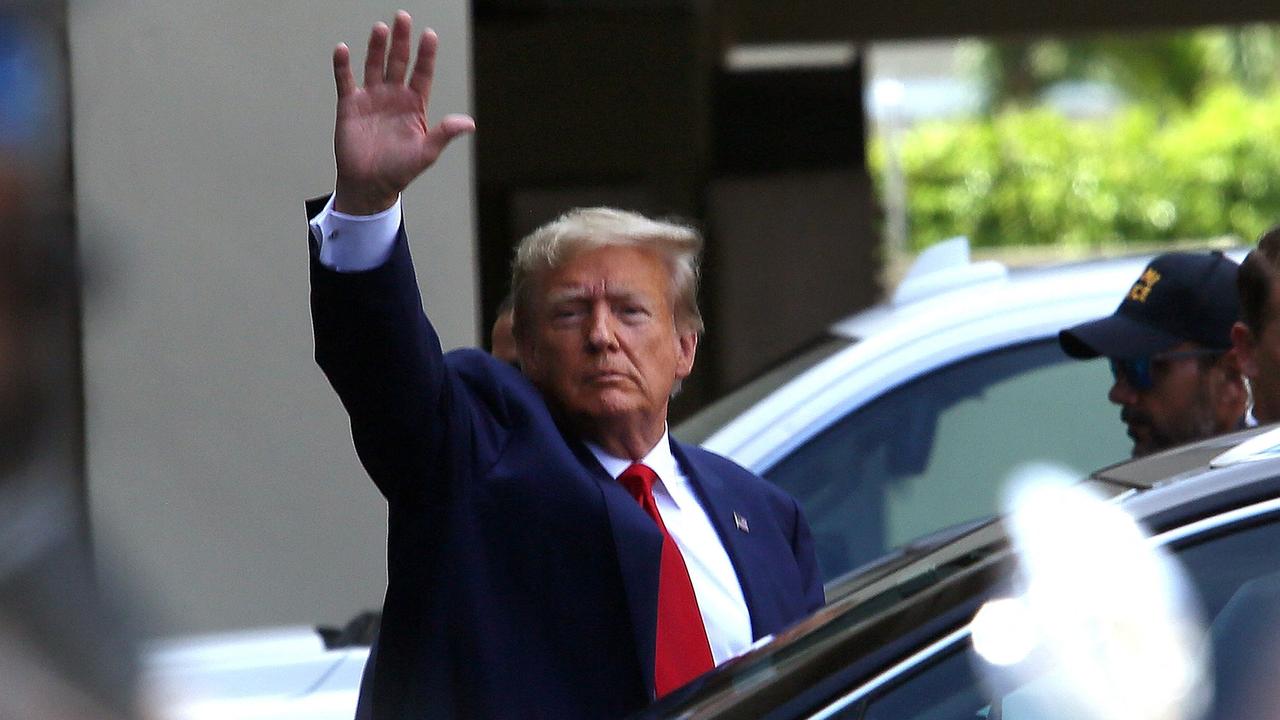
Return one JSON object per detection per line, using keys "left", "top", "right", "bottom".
{"left": 1122, "top": 418, "right": 1154, "bottom": 455}
{"left": 1121, "top": 408, "right": 1149, "bottom": 430}
{"left": 586, "top": 370, "right": 631, "bottom": 384}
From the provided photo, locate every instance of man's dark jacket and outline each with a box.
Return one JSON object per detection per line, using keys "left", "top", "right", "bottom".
{"left": 308, "top": 203, "right": 824, "bottom": 719}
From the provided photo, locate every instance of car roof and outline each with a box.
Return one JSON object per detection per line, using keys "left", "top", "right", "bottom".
{"left": 699, "top": 242, "right": 1245, "bottom": 471}
{"left": 828, "top": 240, "right": 1152, "bottom": 341}
{"left": 647, "top": 426, "right": 1280, "bottom": 719}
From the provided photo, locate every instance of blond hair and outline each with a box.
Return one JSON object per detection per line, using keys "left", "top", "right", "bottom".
{"left": 511, "top": 207, "right": 704, "bottom": 336}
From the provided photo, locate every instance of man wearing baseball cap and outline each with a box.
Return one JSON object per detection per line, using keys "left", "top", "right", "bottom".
{"left": 1059, "top": 251, "right": 1247, "bottom": 457}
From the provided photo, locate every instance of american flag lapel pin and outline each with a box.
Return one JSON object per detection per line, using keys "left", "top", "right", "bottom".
{"left": 733, "top": 512, "right": 750, "bottom": 533}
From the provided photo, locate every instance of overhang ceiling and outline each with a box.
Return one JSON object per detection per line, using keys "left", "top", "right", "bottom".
{"left": 475, "top": 0, "right": 1280, "bottom": 42}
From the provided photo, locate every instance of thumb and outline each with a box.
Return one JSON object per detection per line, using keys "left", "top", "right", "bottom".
{"left": 439, "top": 113, "right": 477, "bottom": 137}
{"left": 421, "top": 114, "right": 476, "bottom": 164}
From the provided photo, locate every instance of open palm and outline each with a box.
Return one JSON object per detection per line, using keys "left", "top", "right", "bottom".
{"left": 332, "top": 12, "right": 474, "bottom": 215}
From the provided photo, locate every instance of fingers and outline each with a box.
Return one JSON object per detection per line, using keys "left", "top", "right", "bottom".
{"left": 363, "top": 21, "right": 390, "bottom": 87}
{"left": 333, "top": 43, "right": 355, "bottom": 98}
{"left": 341, "top": 12, "right": 450, "bottom": 112}
{"left": 384, "top": 11, "right": 414, "bottom": 85}
{"left": 407, "top": 29, "right": 438, "bottom": 105}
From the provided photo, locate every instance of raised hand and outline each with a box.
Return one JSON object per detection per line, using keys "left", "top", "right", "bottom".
{"left": 332, "top": 11, "right": 475, "bottom": 215}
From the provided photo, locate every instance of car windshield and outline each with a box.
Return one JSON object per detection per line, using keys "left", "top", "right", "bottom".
{"left": 675, "top": 337, "right": 855, "bottom": 445}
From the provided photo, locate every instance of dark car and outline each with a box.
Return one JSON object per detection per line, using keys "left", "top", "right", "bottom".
{"left": 637, "top": 424, "right": 1280, "bottom": 720}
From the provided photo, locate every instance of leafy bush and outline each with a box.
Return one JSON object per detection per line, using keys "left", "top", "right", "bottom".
{"left": 871, "top": 85, "right": 1280, "bottom": 251}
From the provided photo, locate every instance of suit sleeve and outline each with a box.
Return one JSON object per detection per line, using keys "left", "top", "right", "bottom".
{"left": 789, "top": 498, "right": 826, "bottom": 611}
{"left": 308, "top": 206, "right": 462, "bottom": 505}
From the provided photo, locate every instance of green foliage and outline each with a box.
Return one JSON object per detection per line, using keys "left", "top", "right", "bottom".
{"left": 969, "top": 25, "right": 1280, "bottom": 112}
{"left": 971, "top": 34, "right": 1212, "bottom": 110}
{"left": 871, "top": 85, "right": 1280, "bottom": 251}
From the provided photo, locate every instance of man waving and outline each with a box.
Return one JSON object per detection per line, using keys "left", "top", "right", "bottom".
{"left": 308, "top": 13, "right": 823, "bottom": 719}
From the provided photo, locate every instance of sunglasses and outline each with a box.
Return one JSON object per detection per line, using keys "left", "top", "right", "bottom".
{"left": 1109, "top": 349, "right": 1223, "bottom": 391}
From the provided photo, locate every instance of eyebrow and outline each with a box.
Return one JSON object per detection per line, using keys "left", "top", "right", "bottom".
{"left": 545, "top": 287, "right": 647, "bottom": 306}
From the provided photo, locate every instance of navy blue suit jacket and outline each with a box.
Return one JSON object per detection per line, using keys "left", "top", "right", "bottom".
{"left": 308, "top": 202, "right": 824, "bottom": 719}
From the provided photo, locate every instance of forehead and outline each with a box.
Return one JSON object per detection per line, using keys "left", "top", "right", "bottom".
{"left": 540, "top": 244, "right": 671, "bottom": 296}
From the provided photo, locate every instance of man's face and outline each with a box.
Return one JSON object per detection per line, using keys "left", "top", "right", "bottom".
{"left": 1233, "top": 280, "right": 1280, "bottom": 425}
{"left": 518, "top": 244, "right": 697, "bottom": 446}
{"left": 1107, "top": 342, "right": 1220, "bottom": 457}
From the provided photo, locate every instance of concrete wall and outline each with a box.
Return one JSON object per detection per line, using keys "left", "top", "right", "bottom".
{"left": 67, "top": 0, "right": 476, "bottom": 635}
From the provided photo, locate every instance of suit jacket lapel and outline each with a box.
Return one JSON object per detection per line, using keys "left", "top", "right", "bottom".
{"left": 567, "top": 438, "right": 662, "bottom": 698}
{"left": 669, "top": 440, "right": 767, "bottom": 640}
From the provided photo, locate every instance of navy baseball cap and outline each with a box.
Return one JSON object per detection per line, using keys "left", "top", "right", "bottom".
{"left": 1059, "top": 251, "right": 1240, "bottom": 360}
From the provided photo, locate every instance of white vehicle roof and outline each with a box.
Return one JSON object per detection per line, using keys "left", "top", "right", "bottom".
{"left": 699, "top": 239, "right": 1245, "bottom": 472}
{"left": 146, "top": 627, "right": 367, "bottom": 720}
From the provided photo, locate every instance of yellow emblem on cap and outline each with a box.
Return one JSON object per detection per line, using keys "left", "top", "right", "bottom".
{"left": 1128, "top": 268, "right": 1161, "bottom": 302}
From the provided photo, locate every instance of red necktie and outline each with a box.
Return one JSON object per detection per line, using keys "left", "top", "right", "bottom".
{"left": 617, "top": 463, "right": 715, "bottom": 697}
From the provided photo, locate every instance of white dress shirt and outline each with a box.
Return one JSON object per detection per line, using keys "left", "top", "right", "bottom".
{"left": 309, "top": 194, "right": 402, "bottom": 272}
{"left": 586, "top": 432, "right": 753, "bottom": 665}
{"left": 310, "top": 197, "right": 754, "bottom": 664}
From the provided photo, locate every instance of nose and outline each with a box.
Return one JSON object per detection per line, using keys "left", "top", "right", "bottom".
{"left": 1108, "top": 374, "right": 1138, "bottom": 406}
{"left": 585, "top": 302, "right": 619, "bottom": 352}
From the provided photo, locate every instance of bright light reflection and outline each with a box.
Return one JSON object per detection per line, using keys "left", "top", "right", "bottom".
{"left": 973, "top": 464, "right": 1209, "bottom": 720}
{"left": 154, "top": 689, "right": 357, "bottom": 720}
{"left": 971, "top": 597, "right": 1036, "bottom": 666}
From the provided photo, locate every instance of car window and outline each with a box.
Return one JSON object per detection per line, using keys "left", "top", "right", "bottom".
{"left": 848, "top": 507, "right": 1280, "bottom": 720}
{"left": 676, "top": 337, "right": 854, "bottom": 445}
{"left": 766, "top": 339, "right": 1129, "bottom": 582}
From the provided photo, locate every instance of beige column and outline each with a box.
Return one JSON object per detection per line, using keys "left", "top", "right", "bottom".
{"left": 68, "top": 0, "right": 476, "bottom": 634}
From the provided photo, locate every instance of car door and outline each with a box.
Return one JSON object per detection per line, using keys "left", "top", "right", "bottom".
{"left": 812, "top": 493, "right": 1280, "bottom": 720}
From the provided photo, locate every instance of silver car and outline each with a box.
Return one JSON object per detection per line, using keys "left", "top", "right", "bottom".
{"left": 678, "top": 239, "right": 1244, "bottom": 582}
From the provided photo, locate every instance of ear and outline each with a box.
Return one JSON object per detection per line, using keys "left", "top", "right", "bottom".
{"left": 674, "top": 330, "right": 698, "bottom": 380}
{"left": 1232, "top": 321, "right": 1260, "bottom": 378}
{"left": 515, "top": 320, "right": 544, "bottom": 383}
{"left": 1211, "top": 350, "right": 1249, "bottom": 428}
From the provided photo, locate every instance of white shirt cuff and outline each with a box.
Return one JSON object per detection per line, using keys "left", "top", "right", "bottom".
{"left": 309, "top": 194, "right": 403, "bottom": 272}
